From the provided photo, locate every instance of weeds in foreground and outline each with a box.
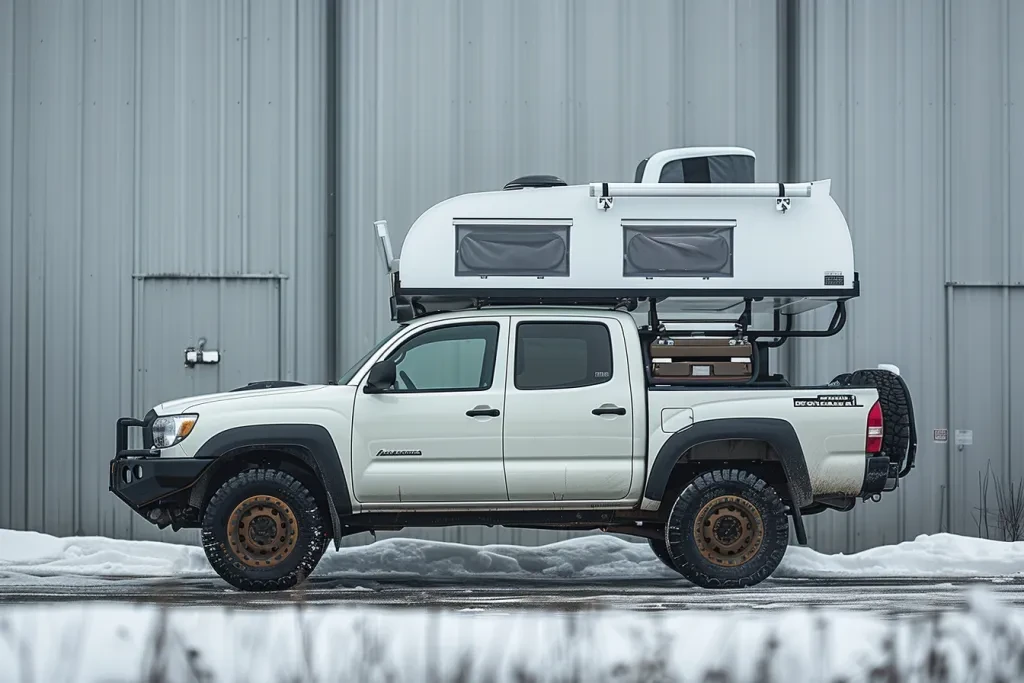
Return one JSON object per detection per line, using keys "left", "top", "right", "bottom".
{"left": 2, "top": 591, "right": 1024, "bottom": 683}
{"left": 972, "top": 461, "right": 1024, "bottom": 542}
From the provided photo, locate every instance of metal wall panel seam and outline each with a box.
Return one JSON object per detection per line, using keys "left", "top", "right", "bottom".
{"left": 325, "top": 0, "right": 338, "bottom": 382}
{"left": 74, "top": 1, "right": 85, "bottom": 534}
{"left": 941, "top": 0, "right": 953, "bottom": 533}
{"left": 218, "top": 0, "right": 226, "bottom": 276}
{"left": 1, "top": 0, "right": 15, "bottom": 528}
{"left": 1001, "top": 0, "right": 1012, "bottom": 483}
{"left": 894, "top": 0, "right": 906, "bottom": 543}
{"left": 843, "top": 0, "right": 855, "bottom": 551}
{"left": 241, "top": 0, "right": 250, "bottom": 274}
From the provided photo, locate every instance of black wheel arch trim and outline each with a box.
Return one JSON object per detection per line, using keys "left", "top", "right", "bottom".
{"left": 643, "top": 417, "right": 813, "bottom": 508}
{"left": 192, "top": 424, "right": 353, "bottom": 547}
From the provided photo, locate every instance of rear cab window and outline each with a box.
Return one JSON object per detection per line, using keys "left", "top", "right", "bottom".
{"left": 513, "top": 321, "right": 613, "bottom": 390}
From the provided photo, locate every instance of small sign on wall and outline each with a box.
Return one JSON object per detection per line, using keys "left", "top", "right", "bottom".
{"left": 933, "top": 428, "right": 948, "bottom": 443}
{"left": 955, "top": 429, "right": 973, "bottom": 446}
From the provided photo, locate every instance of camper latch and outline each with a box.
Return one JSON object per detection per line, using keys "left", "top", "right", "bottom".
{"left": 776, "top": 182, "right": 790, "bottom": 213}
{"left": 597, "top": 182, "right": 614, "bottom": 211}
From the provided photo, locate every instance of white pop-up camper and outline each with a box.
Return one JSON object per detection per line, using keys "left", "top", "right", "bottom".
{"left": 374, "top": 146, "right": 858, "bottom": 347}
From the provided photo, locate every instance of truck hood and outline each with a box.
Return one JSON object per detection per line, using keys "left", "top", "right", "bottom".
{"left": 154, "top": 383, "right": 327, "bottom": 415}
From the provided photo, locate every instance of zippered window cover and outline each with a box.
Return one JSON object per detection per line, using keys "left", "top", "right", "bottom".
{"left": 455, "top": 224, "right": 570, "bottom": 277}
{"left": 622, "top": 223, "right": 734, "bottom": 278}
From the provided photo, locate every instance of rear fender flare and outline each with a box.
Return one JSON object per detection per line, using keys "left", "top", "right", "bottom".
{"left": 643, "top": 417, "right": 813, "bottom": 508}
{"left": 190, "top": 424, "right": 352, "bottom": 547}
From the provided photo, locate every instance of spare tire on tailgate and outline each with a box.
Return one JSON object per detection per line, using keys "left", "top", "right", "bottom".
{"left": 842, "top": 369, "right": 913, "bottom": 467}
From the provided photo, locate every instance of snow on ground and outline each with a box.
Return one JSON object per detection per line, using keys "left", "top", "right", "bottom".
{"left": 2, "top": 589, "right": 1024, "bottom": 682}
{"left": 2, "top": 528, "right": 1024, "bottom": 583}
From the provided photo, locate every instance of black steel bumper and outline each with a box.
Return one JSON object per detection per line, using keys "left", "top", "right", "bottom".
{"left": 109, "top": 415, "right": 211, "bottom": 512}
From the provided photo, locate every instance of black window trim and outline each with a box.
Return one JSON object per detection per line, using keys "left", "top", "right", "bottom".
{"left": 621, "top": 218, "right": 736, "bottom": 279}
{"left": 452, "top": 217, "right": 573, "bottom": 279}
{"left": 381, "top": 320, "right": 502, "bottom": 395}
{"left": 512, "top": 319, "right": 614, "bottom": 392}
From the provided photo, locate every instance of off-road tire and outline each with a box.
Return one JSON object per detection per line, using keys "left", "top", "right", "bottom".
{"left": 846, "top": 369, "right": 912, "bottom": 465}
{"left": 201, "top": 468, "right": 327, "bottom": 591}
{"left": 648, "top": 537, "right": 681, "bottom": 573}
{"left": 664, "top": 469, "right": 789, "bottom": 589}
{"left": 828, "top": 372, "right": 852, "bottom": 387}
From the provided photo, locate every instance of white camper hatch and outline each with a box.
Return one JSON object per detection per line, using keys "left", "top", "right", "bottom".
{"left": 374, "top": 147, "right": 858, "bottom": 339}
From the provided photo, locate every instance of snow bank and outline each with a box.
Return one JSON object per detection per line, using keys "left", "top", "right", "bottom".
{"left": 782, "top": 533, "right": 1024, "bottom": 579}
{"left": 2, "top": 590, "right": 1024, "bottom": 683}
{"left": 3, "top": 528, "right": 1024, "bottom": 583}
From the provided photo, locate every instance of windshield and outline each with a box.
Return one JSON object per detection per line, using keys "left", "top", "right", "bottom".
{"left": 337, "top": 326, "right": 404, "bottom": 385}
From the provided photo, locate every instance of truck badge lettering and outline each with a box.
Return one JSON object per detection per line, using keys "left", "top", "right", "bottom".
{"left": 793, "top": 394, "right": 859, "bottom": 408}
{"left": 375, "top": 449, "right": 423, "bottom": 457}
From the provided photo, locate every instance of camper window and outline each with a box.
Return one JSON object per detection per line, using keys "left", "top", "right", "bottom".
{"left": 657, "top": 154, "right": 755, "bottom": 183}
{"left": 622, "top": 221, "right": 735, "bottom": 278}
{"left": 455, "top": 223, "right": 570, "bottom": 277}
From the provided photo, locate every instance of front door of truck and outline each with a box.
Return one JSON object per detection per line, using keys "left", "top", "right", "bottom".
{"left": 350, "top": 317, "right": 510, "bottom": 504}
{"left": 502, "top": 316, "right": 635, "bottom": 501}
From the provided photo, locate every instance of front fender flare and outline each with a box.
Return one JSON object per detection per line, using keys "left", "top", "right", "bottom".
{"left": 191, "top": 424, "right": 353, "bottom": 547}
{"left": 643, "top": 417, "right": 813, "bottom": 508}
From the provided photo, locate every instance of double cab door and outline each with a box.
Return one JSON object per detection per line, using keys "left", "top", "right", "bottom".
{"left": 350, "top": 314, "right": 636, "bottom": 505}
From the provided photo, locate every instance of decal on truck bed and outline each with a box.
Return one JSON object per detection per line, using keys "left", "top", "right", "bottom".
{"left": 793, "top": 394, "right": 860, "bottom": 408}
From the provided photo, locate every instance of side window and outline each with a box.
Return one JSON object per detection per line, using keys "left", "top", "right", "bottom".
{"left": 386, "top": 323, "right": 499, "bottom": 393}
{"left": 514, "top": 322, "right": 613, "bottom": 390}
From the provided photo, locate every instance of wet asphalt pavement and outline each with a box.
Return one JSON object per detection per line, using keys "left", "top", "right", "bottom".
{"left": 3, "top": 574, "right": 1024, "bottom": 616}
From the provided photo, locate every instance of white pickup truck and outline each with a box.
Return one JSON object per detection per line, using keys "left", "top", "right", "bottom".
{"left": 108, "top": 147, "right": 918, "bottom": 591}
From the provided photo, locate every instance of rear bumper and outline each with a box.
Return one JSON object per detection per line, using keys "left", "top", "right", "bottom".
{"left": 108, "top": 415, "right": 211, "bottom": 513}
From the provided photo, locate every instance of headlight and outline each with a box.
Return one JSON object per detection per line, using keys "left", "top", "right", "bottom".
{"left": 151, "top": 414, "right": 198, "bottom": 448}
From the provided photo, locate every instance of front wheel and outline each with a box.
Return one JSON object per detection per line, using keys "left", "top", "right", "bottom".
{"left": 647, "top": 536, "right": 681, "bottom": 573}
{"left": 201, "top": 468, "right": 327, "bottom": 591}
{"left": 664, "top": 469, "right": 789, "bottom": 589}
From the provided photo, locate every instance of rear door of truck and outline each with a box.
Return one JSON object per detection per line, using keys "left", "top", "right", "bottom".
{"left": 501, "top": 314, "right": 636, "bottom": 501}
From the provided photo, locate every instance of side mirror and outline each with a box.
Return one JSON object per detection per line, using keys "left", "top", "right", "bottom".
{"left": 363, "top": 359, "right": 397, "bottom": 394}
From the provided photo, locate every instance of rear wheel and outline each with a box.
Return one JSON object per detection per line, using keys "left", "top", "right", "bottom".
{"left": 201, "top": 468, "right": 327, "bottom": 591}
{"left": 664, "top": 469, "right": 789, "bottom": 589}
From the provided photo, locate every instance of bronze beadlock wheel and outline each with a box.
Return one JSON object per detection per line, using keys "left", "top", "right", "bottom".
{"left": 201, "top": 467, "right": 328, "bottom": 591}
{"left": 692, "top": 494, "right": 764, "bottom": 568}
{"left": 664, "top": 469, "right": 790, "bottom": 589}
{"left": 226, "top": 495, "right": 299, "bottom": 568}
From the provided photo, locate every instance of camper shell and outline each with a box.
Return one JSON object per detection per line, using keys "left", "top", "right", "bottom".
{"left": 374, "top": 147, "right": 858, "bottom": 387}
{"left": 377, "top": 147, "right": 857, "bottom": 329}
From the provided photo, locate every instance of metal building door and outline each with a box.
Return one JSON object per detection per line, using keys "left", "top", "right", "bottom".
{"left": 128, "top": 275, "right": 283, "bottom": 541}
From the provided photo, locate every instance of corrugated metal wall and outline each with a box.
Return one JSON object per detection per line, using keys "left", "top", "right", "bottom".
{"left": 3, "top": 0, "right": 1021, "bottom": 553}
{"left": 0, "top": 0, "right": 331, "bottom": 542}
{"left": 335, "top": 0, "right": 784, "bottom": 545}
{"left": 788, "top": 0, "right": 1024, "bottom": 553}
{"left": 337, "top": 0, "right": 783, "bottom": 372}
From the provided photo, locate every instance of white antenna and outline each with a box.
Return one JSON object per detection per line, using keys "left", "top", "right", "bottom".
{"left": 374, "top": 220, "right": 399, "bottom": 274}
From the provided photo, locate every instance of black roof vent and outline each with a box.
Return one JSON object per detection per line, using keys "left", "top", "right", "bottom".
{"left": 503, "top": 174, "right": 567, "bottom": 190}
